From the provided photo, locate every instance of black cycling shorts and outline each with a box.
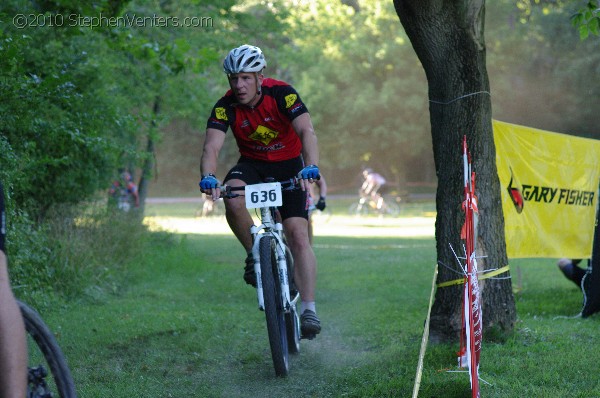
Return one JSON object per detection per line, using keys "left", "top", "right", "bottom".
{"left": 224, "top": 156, "right": 309, "bottom": 220}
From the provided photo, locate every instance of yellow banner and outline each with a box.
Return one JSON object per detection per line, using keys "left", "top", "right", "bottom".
{"left": 493, "top": 120, "right": 600, "bottom": 258}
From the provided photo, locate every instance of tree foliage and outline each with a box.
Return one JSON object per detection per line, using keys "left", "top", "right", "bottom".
{"left": 279, "top": 1, "right": 430, "bottom": 187}
{"left": 487, "top": 0, "right": 600, "bottom": 140}
{"left": 0, "top": 0, "right": 137, "bottom": 218}
{"left": 571, "top": 0, "right": 600, "bottom": 39}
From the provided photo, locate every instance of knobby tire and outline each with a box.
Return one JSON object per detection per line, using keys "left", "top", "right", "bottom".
{"left": 19, "top": 300, "right": 77, "bottom": 398}
{"left": 284, "top": 246, "right": 300, "bottom": 354}
{"left": 259, "top": 236, "right": 289, "bottom": 377}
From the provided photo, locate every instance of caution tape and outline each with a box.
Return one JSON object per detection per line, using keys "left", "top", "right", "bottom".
{"left": 436, "top": 265, "right": 510, "bottom": 288}
{"left": 412, "top": 263, "right": 438, "bottom": 398}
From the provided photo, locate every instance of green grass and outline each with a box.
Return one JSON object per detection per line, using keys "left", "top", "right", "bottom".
{"left": 35, "top": 212, "right": 600, "bottom": 397}
{"left": 145, "top": 196, "right": 436, "bottom": 219}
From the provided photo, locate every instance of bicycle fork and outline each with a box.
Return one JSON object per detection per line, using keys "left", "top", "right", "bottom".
{"left": 251, "top": 223, "right": 292, "bottom": 313}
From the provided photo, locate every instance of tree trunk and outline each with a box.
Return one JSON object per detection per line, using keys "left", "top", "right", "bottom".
{"left": 137, "top": 96, "right": 160, "bottom": 216}
{"left": 394, "top": 0, "right": 516, "bottom": 342}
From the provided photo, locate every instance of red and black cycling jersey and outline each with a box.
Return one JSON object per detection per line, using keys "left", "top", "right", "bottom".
{"left": 206, "top": 78, "right": 309, "bottom": 162}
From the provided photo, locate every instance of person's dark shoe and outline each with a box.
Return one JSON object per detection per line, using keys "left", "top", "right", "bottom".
{"left": 300, "top": 310, "right": 321, "bottom": 339}
{"left": 244, "top": 254, "right": 257, "bottom": 287}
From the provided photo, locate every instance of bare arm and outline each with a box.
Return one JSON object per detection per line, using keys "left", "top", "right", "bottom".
{"left": 317, "top": 176, "right": 327, "bottom": 197}
{"left": 292, "top": 113, "right": 319, "bottom": 190}
{"left": 200, "top": 128, "right": 226, "bottom": 199}
{"left": 201, "top": 128, "right": 226, "bottom": 176}
{"left": 0, "top": 252, "right": 27, "bottom": 398}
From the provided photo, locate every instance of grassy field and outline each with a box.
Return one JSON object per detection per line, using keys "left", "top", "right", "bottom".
{"left": 36, "top": 201, "right": 600, "bottom": 397}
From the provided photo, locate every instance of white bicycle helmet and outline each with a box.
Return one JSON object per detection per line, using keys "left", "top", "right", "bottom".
{"left": 223, "top": 44, "right": 267, "bottom": 74}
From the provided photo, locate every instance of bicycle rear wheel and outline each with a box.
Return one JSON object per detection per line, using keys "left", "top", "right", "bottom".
{"left": 284, "top": 246, "right": 300, "bottom": 354}
{"left": 19, "top": 300, "right": 77, "bottom": 398}
{"left": 259, "top": 236, "right": 289, "bottom": 377}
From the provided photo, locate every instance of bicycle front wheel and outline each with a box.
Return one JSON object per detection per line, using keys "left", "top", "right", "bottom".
{"left": 259, "top": 236, "right": 289, "bottom": 377}
{"left": 348, "top": 202, "right": 369, "bottom": 216}
{"left": 19, "top": 300, "right": 77, "bottom": 398}
{"left": 381, "top": 199, "right": 400, "bottom": 217}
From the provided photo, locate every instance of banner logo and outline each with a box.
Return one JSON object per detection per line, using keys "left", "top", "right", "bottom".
{"left": 507, "top": 168, "right": 524, "bottom": 214}
{"left": 493, "top": 119, "right": 600, "bottom": 258}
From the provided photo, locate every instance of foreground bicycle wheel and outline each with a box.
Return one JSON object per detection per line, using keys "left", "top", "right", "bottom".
{"left": 259, "top": 236, "right": 290, "bottom": 377}
{"left": 284, "top": 246, "right": 301, "bottom": 354}
{"left": 19, "top": 301, "right": 77, "bottom": 398}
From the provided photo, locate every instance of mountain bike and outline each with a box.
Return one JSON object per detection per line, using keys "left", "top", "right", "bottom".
{"left": 348, "top": 190, "right": 400, "bottom": 216}
{"left": 19, "top": 300, "right": 77, "bottom": 397}
{"left": 221, "top": 177, "right": 302, "bottom": 377}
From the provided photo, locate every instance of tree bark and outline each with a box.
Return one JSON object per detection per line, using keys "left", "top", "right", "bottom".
{"left": 394, "top": 0, "right": 516, "bottom": 342}
{"left": 137, "top": 95, "right": 160, "bottom": 217}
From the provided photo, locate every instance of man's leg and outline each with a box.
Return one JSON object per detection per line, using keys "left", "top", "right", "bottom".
{"left": 223, "top": 179, "right": 253, "bottom": 251}
{"left": 283, "top": 217, "right": 320, "bottom": 337}
{"left": 223, "top": 178, "right": 257, "bottom": 286}
{"left": 557, "top": 258, "right": 586, "bottom": 287}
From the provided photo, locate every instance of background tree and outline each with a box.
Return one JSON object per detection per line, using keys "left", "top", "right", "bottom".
{"left": 281, "top": 0, "right": 432, "bottom": 190}
{"left": 488, "top": 1, "right": 600, "bottom": 140}
{"left": 393, "top": 0, "right": 517, "bottom": 341}
{"left": 0, "top": 0, "right": 135, "bottom": 220}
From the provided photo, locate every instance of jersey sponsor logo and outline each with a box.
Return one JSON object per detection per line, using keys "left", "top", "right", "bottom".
{"left": 215, "top": 107, "right": 228, "bottom": 121}
{"left": 289, "top": 103, "right": 303, "bottom": 114}
{"left": 209, "top": 118, "right": 227, "bottom": 127}
{"left": 284, "top": 94, "right": 297, "bottom": 108}
{"left": 254, "top": 142, "right": 285, "bottom": 152}
{"left": 249, "top": 125, "right": 280, "bottom": 146}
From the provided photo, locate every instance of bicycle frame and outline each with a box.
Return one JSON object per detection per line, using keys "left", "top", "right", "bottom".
{"left": 219, "top": 178, "right": 300, "bottom": 315}
{"left": 217, "top": 177, "right": 305, "bottom": 375}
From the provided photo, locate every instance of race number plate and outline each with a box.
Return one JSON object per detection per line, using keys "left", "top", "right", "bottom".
{"left": 245, "top": 182, "right": 282, "bottom": 209}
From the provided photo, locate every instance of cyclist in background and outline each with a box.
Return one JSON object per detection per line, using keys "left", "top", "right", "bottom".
{"left": 360, "top": 168, "right": 387, "bottom": 211}
{"left": 0, "top": 182, "right": 27, "bottom": 398}
{"left": 361, "top": 168, "right": 386, "bottom": 197}
{"left": 108, "top": 170, "right": 140, "bottom": 212}
{"left": 199, "top": 44, "right": 322, "bottom": 338}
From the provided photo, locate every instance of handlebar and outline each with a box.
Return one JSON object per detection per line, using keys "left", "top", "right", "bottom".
{"left": 218, "top": 177, "right": 306, "bottom": 199}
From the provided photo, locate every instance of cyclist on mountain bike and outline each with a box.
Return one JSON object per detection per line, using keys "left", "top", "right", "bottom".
{"left": 0, "top": 182, "right": 27, "bottom": 398}
{"left": 199, "top": 44, "right": 321, "bottom": 337}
